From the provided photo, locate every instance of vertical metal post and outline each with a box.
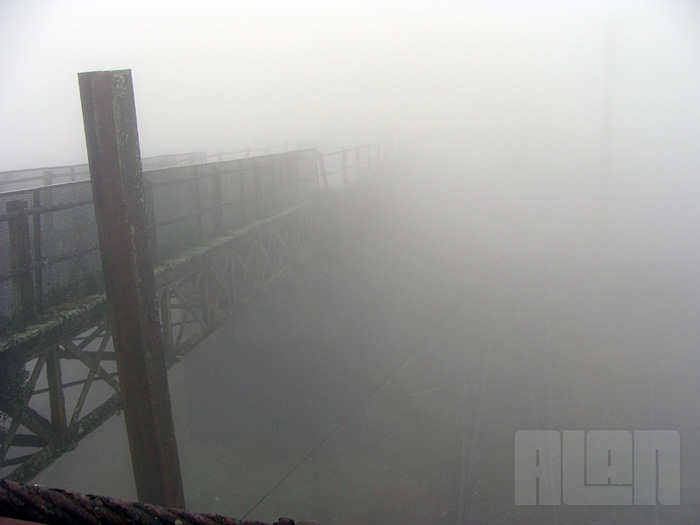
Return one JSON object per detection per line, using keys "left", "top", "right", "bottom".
{"left": 212, "top": 167, "right": 223, "bottom": 235}
{"left": 318, "top": 153, "right": 329, "bottom": 190}
{"left": 143, "top": 176, "right": 158, "bottom": 260}
{"left": 31, "top": 189, "right": 43, "bottom": 311}
{"left": 239, "top": 167, "right": 247, "bottom": 225}
{"left": 7, "top": 200, "right": 36, "bottom": 324}
{"left": 42, "top": 173, "right": 54, "bottom": 241}
{"left": 78, "top": 69, "right": 185, "bottom": 509}
{"left": 254, "top": 160, "right": 263, "bottom": 218}
{"left": 192, "top": 167, "right": 203, "bottom": 241}
{"left": 269, "top": 154, "right": 277, "bottom": 211}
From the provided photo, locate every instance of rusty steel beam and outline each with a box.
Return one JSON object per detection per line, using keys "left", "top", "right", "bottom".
{"left": 78, "top": 69, "right": 185, "bottom": 509}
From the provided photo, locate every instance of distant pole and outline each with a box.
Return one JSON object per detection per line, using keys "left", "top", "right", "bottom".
{"left": 78, "top": 69, "right": 185, "bottom": 509}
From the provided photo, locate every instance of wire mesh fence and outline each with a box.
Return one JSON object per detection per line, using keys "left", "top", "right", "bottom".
{"left": 0, "top": 143, "right": 384, "bottom": 332}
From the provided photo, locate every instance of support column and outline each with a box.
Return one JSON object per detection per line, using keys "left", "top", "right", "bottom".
{"left": 78, "top": 69, "right": 185, "bottom": 509}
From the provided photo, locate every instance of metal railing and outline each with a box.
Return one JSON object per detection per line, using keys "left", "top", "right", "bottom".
{"left": 0, "top": 142, "right": 385, "bottom": 333}
{"left": 0, "top": 152, "right": 208, "bottom": 193}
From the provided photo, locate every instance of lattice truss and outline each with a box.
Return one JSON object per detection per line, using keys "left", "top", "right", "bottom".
{"left": 158, "top": 204, "right": 320, "bottom": 359}
{"left": 0, "top": 201, "right": 324, "bottom": 483}
{"left": 0, "top": 317, "right": 120, "bottom": 482}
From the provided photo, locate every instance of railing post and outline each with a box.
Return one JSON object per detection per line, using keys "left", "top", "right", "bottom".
{"left": 239, "top": 166, "right": 247, "bottom": 225}
{"left": 42, "top": 170, "right": 53, "bottom": 188}
{"left": 7, "top": 200, "right": 36, "bottom": 324}
{"left": 42, "top": 173, "right": 54, "bottom": 240}
{"left": 143, "top": 176, "right": 158, "bottom": 259}
{"left": 254, "top": 159, "right": 263, "bottom": 218}
{"left": 318, "top": 153, "right": 329, "bottom": 190}
{"left": 31, "top": 189, "right": 43, "bottom": 311}
{"left": 269, "top": 154, "right": 277, "bottom": 211}
{"left": 212, "top": 167, "right": 223, "bottom": 235}
{"left": 78, "top": 69, "right": 185, "bottom": 509}
{"left": 192, "top": 170, "right": 202, "bottom": 241}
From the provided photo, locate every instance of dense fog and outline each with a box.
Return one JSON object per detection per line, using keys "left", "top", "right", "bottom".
{"left": 2, "top": 0, "right": 700, "bottom": 523}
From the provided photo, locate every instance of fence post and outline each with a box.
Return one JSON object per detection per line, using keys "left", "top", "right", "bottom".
{"left": 212, "top": 167, "right": 223, "bottom": 235}
{"left": 192, "top": 169, "right": 202, "bottom": 241}
{"left": 318, "top": 153, "right": 329, "bottom": 190}
{"left": 254, "top": 159, "right": 263, "bottom": 218}
{"left": 7, "top": 200, "right": 36, "bottom": 324}
{"left": 271, "top": 154, "right": 278, "bottom": 210}
{"left": 31, "top": 189, "right": 43, "bottom": 311}
{"left": 143, "top": 176, "right": 158, "bottom": 259}
{"left": 42, "top": 170, "right": 53, "bottom": 188}
{"left": 239, "top": 165, "right": 247, "bottom": 225}
{"left": 42, "top": 172, "right": 55, "bottom": 240}
{"left": 78, "top": 69, "right": 185, "bottom": 509}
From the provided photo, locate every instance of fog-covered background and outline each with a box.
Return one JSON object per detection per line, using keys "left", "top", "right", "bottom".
{"left": 3, "top": 1, "right": 700, "bottom": 522}
{"left": 2, "top": 0, "right": 699, "bottom": 178}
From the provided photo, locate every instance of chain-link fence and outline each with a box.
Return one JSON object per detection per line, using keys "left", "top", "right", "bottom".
{"left": 0, "top": 143, "right": 384, "bottom": 332}
{"left": 0, "top": 149, "right": 322, "bottom": 331}
{"left": 148, "top": 149, "right": 320, "bottom": 262}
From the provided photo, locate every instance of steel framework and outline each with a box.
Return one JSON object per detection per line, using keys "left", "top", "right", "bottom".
{"left": 0, "top": 198, "right": 327, "bottom": 483}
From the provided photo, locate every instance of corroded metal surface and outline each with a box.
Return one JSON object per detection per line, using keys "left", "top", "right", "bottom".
{"left": 0, "top": 479, "right": 317, "bottom": 525}
{"left": 78, "top": 69, "right": 185, "bottom": 508}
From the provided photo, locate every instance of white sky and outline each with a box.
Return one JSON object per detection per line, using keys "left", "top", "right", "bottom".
{"left": 1, "top": 0, "right": 699, "bottom": 172}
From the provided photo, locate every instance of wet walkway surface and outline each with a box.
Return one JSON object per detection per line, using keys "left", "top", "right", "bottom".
{"left": 35, "top": 172, "right": 700, "bottom": 523}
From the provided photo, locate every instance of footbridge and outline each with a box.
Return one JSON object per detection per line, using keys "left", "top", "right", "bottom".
{"left": 0, "top": 132, "right": 386, "bottom": 486}
{"left": 1, "top": 73, "right": 698, "bottom": 523}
